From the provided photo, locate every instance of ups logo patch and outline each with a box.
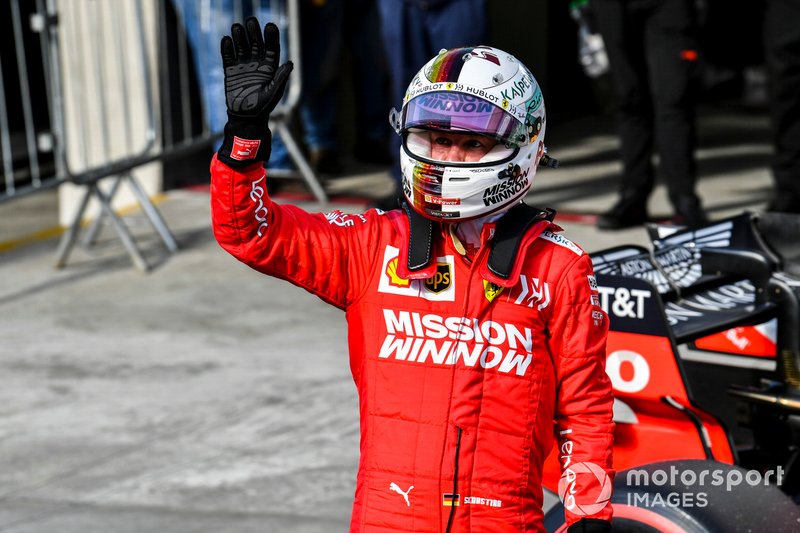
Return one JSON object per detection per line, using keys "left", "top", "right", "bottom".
{"left": 424, "top": 263, "right": 452, "bottom": 293}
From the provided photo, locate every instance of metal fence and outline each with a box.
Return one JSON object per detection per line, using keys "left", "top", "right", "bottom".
{"left": 0, "top": 0, "right": 324, "bottom": 271}
{"left": 0, "top": 0, "right": 57, "bottom": 201}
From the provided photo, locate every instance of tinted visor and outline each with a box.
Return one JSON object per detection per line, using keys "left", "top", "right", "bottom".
{"left": 402, "top": 91, "right": 526, "bottom": 147}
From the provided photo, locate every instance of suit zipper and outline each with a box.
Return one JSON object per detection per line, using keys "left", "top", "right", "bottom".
{"left": 445, "top": 426, "right": 463, "bottom": 533}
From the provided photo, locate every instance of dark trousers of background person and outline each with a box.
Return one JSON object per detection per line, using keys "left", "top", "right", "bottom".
{"left": 592, "top": 0, "right": 705, "bottom": 228}
{"left": 764, "top": 0, "right": 800, "bottom": 213}
{"left": 172, "top": 0, "right": 389, "bottom": 174}
{"left": 298, "top": 0, "right": 391, "bottom": 174}
{"left": 375, "top": 0, "right": 488, "bottom": 198}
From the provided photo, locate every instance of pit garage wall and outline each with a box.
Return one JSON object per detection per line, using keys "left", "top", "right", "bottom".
{"left": 57, "top": 0, "right": 162, "bottom": 227}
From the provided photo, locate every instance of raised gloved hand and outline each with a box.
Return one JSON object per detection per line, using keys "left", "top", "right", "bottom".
{"left": 217, "top": 17, "right": 293, "bottom": 169}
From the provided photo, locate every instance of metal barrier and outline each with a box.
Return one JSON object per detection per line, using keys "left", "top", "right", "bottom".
{"left": 0, "top": 0, "right": 324, "bottom": 271}
{"left": 0, "top": 0, "right": 59, "bottom": 202}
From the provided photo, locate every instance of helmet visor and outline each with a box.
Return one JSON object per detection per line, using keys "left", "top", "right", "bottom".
{"left": 402, "top": 91, "right": 527, "bottom": 147}
{"left": 405, "top": 130, "right": 516, "bottom": 164}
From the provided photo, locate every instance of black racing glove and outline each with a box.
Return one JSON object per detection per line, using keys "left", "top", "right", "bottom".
{"left": 217, "top": 17, "right": 293, "bottom": 169}
{"left": 567, "top": 518, "right": 611, "bottom": 533}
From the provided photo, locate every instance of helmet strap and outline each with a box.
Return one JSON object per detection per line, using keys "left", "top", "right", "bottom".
{"left": 401, "top": 201, "right": 435, "bottom": 272}
{"left": 487, "top": 204, "right": 556, "bottom": 281}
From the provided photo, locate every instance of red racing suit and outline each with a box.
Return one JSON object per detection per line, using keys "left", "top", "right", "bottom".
{"left": 210, "top": 155, "right": 615, "bottom": 532}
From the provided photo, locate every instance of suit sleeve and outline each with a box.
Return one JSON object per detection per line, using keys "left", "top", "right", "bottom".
{"left": 547, "top": 252, "right": 615, "bottom": 526}
{"left": 210, "top": 155, "right": 380, "bottom": 309}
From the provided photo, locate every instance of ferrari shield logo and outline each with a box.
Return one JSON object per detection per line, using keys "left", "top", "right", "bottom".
{"left": 424, "top": 263, "right": 452, "bottom": 294}
{"left": 483, "top": 280, "right": 504, "bottom": 302}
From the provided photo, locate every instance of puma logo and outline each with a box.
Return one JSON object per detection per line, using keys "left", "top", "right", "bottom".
{"left": 389, "top": 482, "right": 414, "bottom": 506}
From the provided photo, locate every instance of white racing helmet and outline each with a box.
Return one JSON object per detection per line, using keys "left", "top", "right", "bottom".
{"left": 391, "top": 45, "right": 548, "bottom": 221}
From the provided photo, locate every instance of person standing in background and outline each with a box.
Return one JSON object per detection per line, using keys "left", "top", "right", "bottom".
{"left": 590, "top": 0, "right": 708, "bottom": 230}
{"left": 172, "top": 0, "right": 390, "bottom": 177}
{"left": 763, "top": 0, "right": 800, "bottom": 214}
{"left": 371, "top": 0, "right": 489, "bottom": 210}
{"left": 296, "top": 0, "right": 392, "bottom": 176}
{"left": 170, "top": 0, "right": 293, "bottom": 170}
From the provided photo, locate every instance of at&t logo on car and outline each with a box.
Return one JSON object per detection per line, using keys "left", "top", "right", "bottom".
{"left": 597, "top": 286, "right": 652, "bottom": 319}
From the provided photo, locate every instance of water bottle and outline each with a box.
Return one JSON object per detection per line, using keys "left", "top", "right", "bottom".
{"left": 569, "top": 0, "right": 609, "bottom": 78}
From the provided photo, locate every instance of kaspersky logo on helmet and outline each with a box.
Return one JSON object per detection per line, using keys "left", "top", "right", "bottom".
{"left": 500, "top": 71, "right": 536, "bottom": 102}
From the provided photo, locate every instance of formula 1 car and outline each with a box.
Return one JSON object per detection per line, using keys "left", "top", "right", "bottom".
{"left": 542, "top": 211, "right": 800, "bottom": 531}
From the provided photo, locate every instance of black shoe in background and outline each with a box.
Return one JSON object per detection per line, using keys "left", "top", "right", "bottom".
{"left": 597, "top": 197, "right": 649, "bottom": 230}
{"left": 671, "top": 195, "right": 708, "bottom": 229}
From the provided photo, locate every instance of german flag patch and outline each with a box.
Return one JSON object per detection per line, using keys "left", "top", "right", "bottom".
{"left": 442, "top": 493, "right": 460, "bottom": 506}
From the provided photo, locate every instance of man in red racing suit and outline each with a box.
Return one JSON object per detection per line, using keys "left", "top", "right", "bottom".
{"left": 211, "top": 17, "right": 614, "bottom": 533}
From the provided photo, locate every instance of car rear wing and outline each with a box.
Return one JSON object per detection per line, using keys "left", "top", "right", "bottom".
{"left": 591, "top": 212, "right": 783, "bottom": 345}
{"left": 593, "top": 211, "right": 800, "bottom": 396}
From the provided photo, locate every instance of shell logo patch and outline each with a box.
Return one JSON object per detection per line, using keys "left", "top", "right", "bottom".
{"left": 386, "top": 257, "right": 411, "bottom": 288}
{"left": 377, "top": 246, "right": 456, "bottom": 301}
